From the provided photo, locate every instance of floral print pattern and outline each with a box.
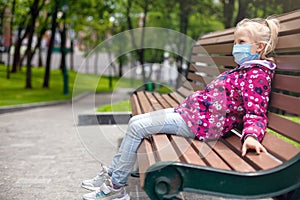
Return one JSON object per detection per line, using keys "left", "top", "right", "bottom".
{"left": 175, "top": 61, "right": 274, "bottom": 142}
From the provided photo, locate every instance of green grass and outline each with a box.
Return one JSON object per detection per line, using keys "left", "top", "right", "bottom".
{"left": 96, "top": 100, "right": 131, "bottom": 112}
{"left": 0, "top": 65, "right": 142, "bottom": 106}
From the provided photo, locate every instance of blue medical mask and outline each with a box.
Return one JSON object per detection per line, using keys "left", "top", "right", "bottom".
{"left": 232, "top": 44, "right": 259, "bottom": 65}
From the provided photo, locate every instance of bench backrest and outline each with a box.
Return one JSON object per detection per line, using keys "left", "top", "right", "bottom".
{"left": 182, "top": 10, "right": 300, "bottom": 159}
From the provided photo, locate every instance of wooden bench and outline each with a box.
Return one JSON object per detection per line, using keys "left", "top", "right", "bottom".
{"left": 130, "top": 10, "right": 300, "bottom": 200}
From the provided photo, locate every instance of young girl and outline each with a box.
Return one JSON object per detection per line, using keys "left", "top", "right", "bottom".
{"left": 82, "top": 17, "right": 280, "bottom": 200}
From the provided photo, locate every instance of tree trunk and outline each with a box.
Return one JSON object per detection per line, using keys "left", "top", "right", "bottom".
{"left": 43, "top": 1, "right": 58, "bottom": 88}
{"left": 25, "top": 0, "right": 40, "bottom": 89}
{"left": 11, "top": 28, "right": 23, "bottom": 72}
{"left": 235, "top": 0, "right": 248, "bottom": 25}
{"left": 126, "top": 0, "right": 150, "bottom": 85}
{"left": 175, "top": 0, "right": 191, "bottom": 89}
{"left": 222, "top": 0, "right": 235, "bottom": 28}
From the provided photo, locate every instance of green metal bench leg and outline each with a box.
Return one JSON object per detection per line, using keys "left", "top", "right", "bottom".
{"left": 143, "top": 155, "right": 300, "bottom": 200}
{"left": 144, "top": 165, "right": 183, "bottom": 200}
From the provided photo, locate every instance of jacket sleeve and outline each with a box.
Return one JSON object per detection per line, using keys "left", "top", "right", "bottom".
{"left": 240, "top": 67, "right": 273, "bottom": 142}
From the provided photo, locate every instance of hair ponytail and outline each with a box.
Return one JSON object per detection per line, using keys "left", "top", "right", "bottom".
{"left": 261, "top": 17, "right": 280, "bottom": 62}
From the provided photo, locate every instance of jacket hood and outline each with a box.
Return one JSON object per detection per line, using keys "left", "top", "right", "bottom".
{"left": 238, "top": 60, "right": 276, "bottom": 71}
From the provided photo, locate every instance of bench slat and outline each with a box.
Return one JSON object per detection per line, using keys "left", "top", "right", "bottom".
{"left": 187, "top": 72, "right": 215, "bottom": 85}
{"left": 187, "top": 81, "right": 206, "bottom": 92}
{"left": 161, "top": 94, "right": 180, "bottom": 107}
{"left": 276, "top": 33, "right": 300, "bottom": 50}
{"left": 273, "top": 74, "right": 300, "bottom": 93}
{"left": 153, "top": 93, "right": 172, "bottom": 109}
{"left": 276, "top": 55, "right": 300, "bottom": 71}
{"left": 170, "top": 135, "right": 207, "bottom": 166}
{"left": 169, "top": 91, "right": 186, "bottom": 103}
{"left": 152, "top": 134, "right": 180, "bottom": 162}
{"left": 144, "top": 92, "right": 164, "bottom": 111}
{"left": 192, "top": 139, "right": 232, "bottom": 170}
{"left": 137, "top": 139, "right": 156, "bottom": 189}
{"left": 225, "top": 135, "right": 282, "bottom": 170}
{"left": 193, "top": 43, "right": 233, "bottom": 54}
{"left": 278, "top": 9, "right": 300, "bottom": 22}
{"left": 189, "top": 64, "right": 228, "bottom": 75}
{"left": 270, "top": 92, "right": 300, "bottom": 115}
{"left": 279, "top": 17, "right": 300, "bottom": 35}
{"left": 136, "top": 91, "right": 153, "bottom": 113}
{"left": 207, "top": 140, "right": 256, "bottom": 172}
{"left": 177, "top": 86, "right": 194, "bottom": 98}
{"left": 191, "top": 55, "right": 235, "bottom": 67}
{"left": 268, "top": 112, "right": 300, "bottom": 143}
{"left": 130, "top": 93, "right": 142, "bottom": 115}
{"left": 262, "top": 132, "right": 300, "bottom": 161}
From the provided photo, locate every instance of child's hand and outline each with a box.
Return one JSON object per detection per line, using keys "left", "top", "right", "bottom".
{"left": 242, "top": 136, "right": 267, "bottom": 156}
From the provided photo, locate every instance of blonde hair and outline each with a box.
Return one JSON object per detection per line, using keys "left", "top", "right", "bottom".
{"left": 235, "top": 17, "right": 280, "bottom": 62}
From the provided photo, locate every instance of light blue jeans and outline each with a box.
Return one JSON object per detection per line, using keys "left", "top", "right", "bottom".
{"left": 107, "top": 108, "right": 194, "bottom": 187}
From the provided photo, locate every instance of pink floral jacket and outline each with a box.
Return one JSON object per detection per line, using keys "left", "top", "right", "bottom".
{"left": 175, "top": 60, "right": 276, "bottom": 142}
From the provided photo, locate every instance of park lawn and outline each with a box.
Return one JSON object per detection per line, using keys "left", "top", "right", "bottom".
{"left": 97, "top": 100, "right": 131, "bottom": 112}
{"left": 0, "top": 65, "right": 142, "bottom": 106}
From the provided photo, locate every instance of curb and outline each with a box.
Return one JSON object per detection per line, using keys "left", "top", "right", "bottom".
{"left": 0, "top": 92, "right": 90, "bottom": 114}
{"left": 78, "top": 112, "right": 131, "bottom": 126}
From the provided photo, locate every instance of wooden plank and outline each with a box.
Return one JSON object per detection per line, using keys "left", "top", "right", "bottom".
{"left": 188, "top": 65, "right": 228, "bottom": 76}
{"left": 187, "top": 72, "right": 214, "bottom": 85}
{"left": 169, "top": 91, "right": 186, "bottom": 103}
{"left": 268, "top": 112, "right": 300, "bottom": 143}
{"left": 273, "top": 74, "right": 300, "bottom": 93}
{"left": 277, "top": 9, "right": 300, "bottom": 23}
{"left": 270, "top": 92, "right": 300, "bottom": 115}
{"left": 207, "top": 140, "right": 256, "bottom": 172}
{"left": 136, "top": 91, "right": 152, "bottom": 113}
{"left": 279, "top": 17, "right": 300, "bottom": 35}
{"left": 225, "top": 135, "right": 281, "bottom": 170}
{"left": 177, "top": 86, "right": 194, "bottom": 98}
{"left": 190, "top": 55, "right": 235, "bottom": 67}
{"left": 187, "top": 81, "right": 206, "bottom": 92}
{"left": 199, "top": 27, "right": 235, "bottom": 40}
{"left": 276, "top": 55, "right": 300, "bottom": 71}
{"left": 161, "top": 93, "right": 179, "bottom": 107}
{"left": 170, "top": 135, "right": 207, "bottom": 166}
{"left": 191, "top": 139, "right": 232, "bottom": 171}
{"left": 192, "top": 43, "right": 233, "bottom": 54}
{"left": 144, "top": 92, "right": 163, "bottom": 111}
{"left": 153, "top": 93, "right": 172, "bottom": 109}
{"left": 182, "top": 80, "right": 194, "bottom": 91}
{"left": 197, "top": 34, "right": 234, "bottom": 46}
{"left": 152, "top": 134, "right": 179, "bottom": 162}
{"left": 130, "top": 93, "right": 142, "bottom": 115}
{"left": 137, "top": 139, "right": 156, "bottom": 189}
{"left": 276, "top": 33, "right": 300, "bottom": 50}
{"left": 262, "top": 132, "right": 300, "bottom": 161}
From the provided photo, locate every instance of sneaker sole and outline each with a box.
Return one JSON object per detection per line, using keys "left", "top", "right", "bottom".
{"left": 81, "top": 184, "right": 100, "bottom": 191}
{"left": 113, "top": 194, "right": 130, "bottom": 200}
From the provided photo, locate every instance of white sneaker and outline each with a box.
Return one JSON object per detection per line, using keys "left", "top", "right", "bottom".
{"left": 82, "top": 180, "right": 130, "bottom": 200}
{"left": 81, "top": 166, "right": 110, "bottom": 191}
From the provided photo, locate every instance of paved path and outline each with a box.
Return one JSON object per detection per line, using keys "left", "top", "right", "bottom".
{"left": 0, "top": 91, "right": 271, "bottom": 200}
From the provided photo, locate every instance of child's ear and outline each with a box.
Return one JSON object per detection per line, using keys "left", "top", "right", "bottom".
{"left": 256, "top": 42, "right": 266, "bottom": 53}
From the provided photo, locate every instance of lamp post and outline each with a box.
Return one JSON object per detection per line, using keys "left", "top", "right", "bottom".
{"left": 69, "top": 27, "right": 75, "bottom": 71}
{"left": 61, "top": 2, "right": 69, "bottom": 95}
